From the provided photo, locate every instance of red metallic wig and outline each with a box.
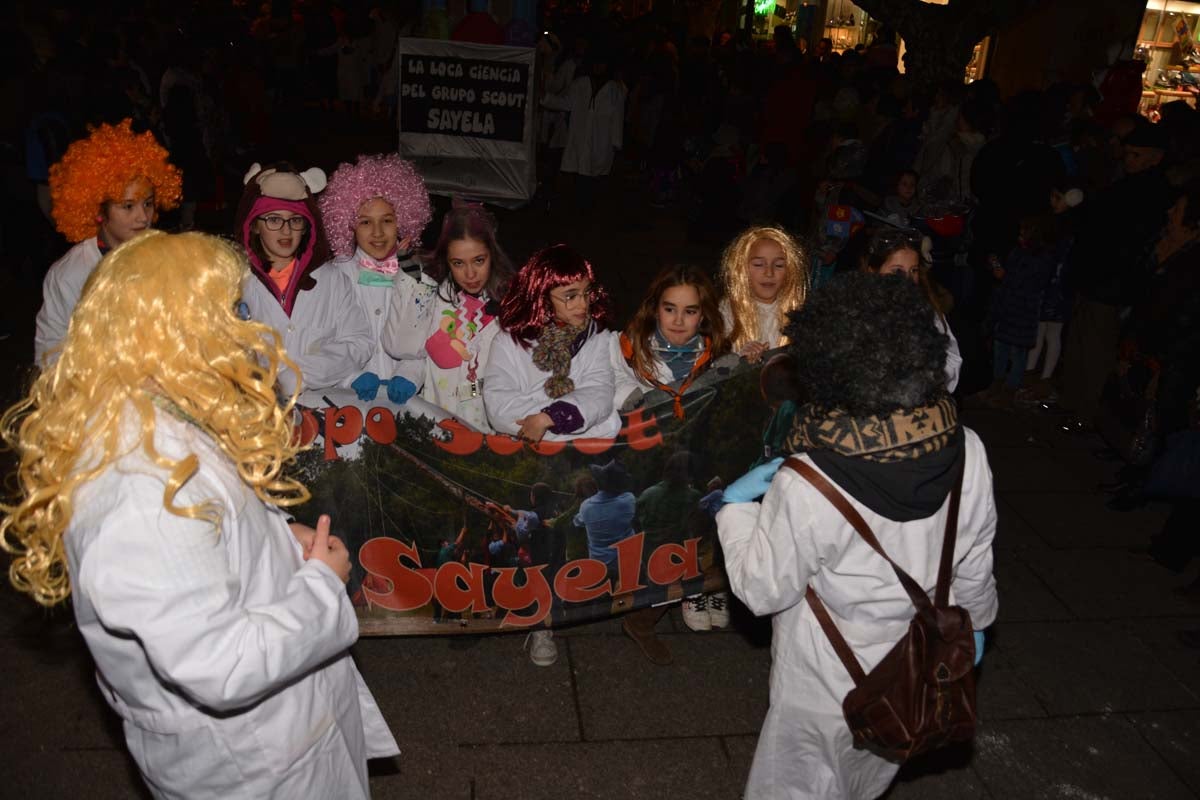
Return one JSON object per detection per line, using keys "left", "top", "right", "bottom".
{"left": 499, "top": 244, "right": 612, "bottom": 348}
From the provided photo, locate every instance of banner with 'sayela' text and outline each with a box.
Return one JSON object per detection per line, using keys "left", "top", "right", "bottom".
{"left": 289, "top": 354, "right": 768, "bottom": 636}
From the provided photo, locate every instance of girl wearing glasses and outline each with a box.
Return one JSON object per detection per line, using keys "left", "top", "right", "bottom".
{"left": 483, "top": 245, "right": 620, "bottom": 443}
{"left": 718, "top": 226, "right": 808, "bottom": 364}
{"left": 34, "top": 119, "right": 182, "bottom": 367}
{"left": 860, "top": 227, "right": 962, "bottom": 392}
{"left": 236, "top": 163, "right": 373, "bottom": 397}
{"left": 381, "top": 203, "right": 515, "bottom": 430}
{"left": 320, "top": 154, "right": 433, "bottom": 404}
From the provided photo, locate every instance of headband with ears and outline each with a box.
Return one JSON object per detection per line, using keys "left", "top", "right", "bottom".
{"left": 242, "top": 163, "right": 328, "bottom": 200}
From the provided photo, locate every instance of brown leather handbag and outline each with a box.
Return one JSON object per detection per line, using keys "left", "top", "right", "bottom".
{"left": 784, "top": 457, "right": 977, "bottom": 762}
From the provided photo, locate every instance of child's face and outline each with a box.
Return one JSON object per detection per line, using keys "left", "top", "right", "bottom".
{"left": 355, "top": 197, "right": 398, "bottom": 261}
{"left": 747, "top": 238, "right": 787, "bottom": 303}
{"left": 877, "top": 247, "right": 920, "bottom": 284}
{"left": 656, "top": 284, "right": 703, "bottom": 345}
{"left": 101, "top": 178, "right": 156, "bottom": 247}
{"left": 549, "top": 279, "right": 592, "bottom": 327}
{"left": 897, "top": 174, "right": 917, "bottom": 204}
{"left": 253, "top": 210, "right": 308, "bottom": 267}
{"left": 447, "top": 236, "right": 492, "bottom": 296}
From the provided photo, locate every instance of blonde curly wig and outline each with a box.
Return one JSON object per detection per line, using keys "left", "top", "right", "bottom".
{"left": 1, "top": 232, "right": 309, "bottom": 606}
{"left": 49, "top": 119, "right": 183, "bottom": 243}
{"left": 718, "top": 226, "right": 809, "bottom": 352}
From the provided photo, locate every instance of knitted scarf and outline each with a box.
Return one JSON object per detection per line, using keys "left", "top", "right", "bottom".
{"left": 784, "top": 395, "right": 958, "bottom": 463}
{"left": 532, "top": 320, "right": 591, "bottom": 398}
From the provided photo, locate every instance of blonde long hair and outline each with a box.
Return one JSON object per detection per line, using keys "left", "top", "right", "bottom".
{"left": 1, "top": 231, "right": 310, "bottom": 607}
{"left": 718, "top": 226, "right": 808, "bottom": 352}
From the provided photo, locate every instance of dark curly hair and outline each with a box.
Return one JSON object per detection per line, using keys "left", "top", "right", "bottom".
{"left": 783, "top": 272, "right": 948, "bottom": 416}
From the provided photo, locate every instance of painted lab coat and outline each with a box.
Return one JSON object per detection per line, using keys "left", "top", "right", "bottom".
{"left": 483, "top": 328, "right": 621, "bottom": 441}
{"left": 380, "top": 269, "right": 501, "bottom": 431}
{"left": 717, "top": 428, "right": 998, "bottom": 800}
{"left": 242, "top": 263, "right": 374, "bottom": 396}
{"left": 545, "top": 76, "right": 627, "bottom": 177}
{"left": 326, "top": 253, "right": 425, "bottom": 389}
{"left": 65, "top": 410, "right": 398, "bottom": 799}
{"left": 34, "top": 237, "right": 103, "bottom": 366}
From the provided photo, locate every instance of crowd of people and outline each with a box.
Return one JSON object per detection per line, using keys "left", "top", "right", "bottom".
{"left": 1, "top": 4, "right": 1197, "bottom": 800}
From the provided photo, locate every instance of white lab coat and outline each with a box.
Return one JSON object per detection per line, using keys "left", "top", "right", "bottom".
{"left": 545, "top": 76, "right": 626, "bottom": 177}
{"left": 717, "top": 429, "right": 998, "bottom": 800}
{"left": 326, "top": 253, "right": 425, "bottom": 388}
{"left": 483, "top": 327, "right": 621, "bottom": 440}
{"left": 65, "top": 409, "right": 398, "bottom": 799}
{"left": 380, "top": 269, "right": 501, "bottom": 432}
{"left": 609, "top": 334, "right": 683, "bottom": 410}
{"left": 34, "top": 238, "right": 103, "bottom": 366}
{"left": 242, "top": 264, "right": 374, "bottom": 396}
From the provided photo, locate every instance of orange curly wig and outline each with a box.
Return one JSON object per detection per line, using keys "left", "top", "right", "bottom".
{"left": 49, "top": 119, "right": 183, "bottom": 243}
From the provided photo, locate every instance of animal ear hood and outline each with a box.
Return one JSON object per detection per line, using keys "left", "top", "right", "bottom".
{"left": 243, "top": 163, "right": 328, "bottom": 200}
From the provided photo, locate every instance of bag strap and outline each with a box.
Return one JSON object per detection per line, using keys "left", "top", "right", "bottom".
{"left": 805, "top": 585, "right": 867, "bottom": 684}
{"left": 934, "top": 457, "right": 966, "bottom": 608}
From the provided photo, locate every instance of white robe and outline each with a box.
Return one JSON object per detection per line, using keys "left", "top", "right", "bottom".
{"left": 380, "top": 269, "right": 501, "bottom": 432}
{"left": 719, "top": 297, "right": 785, "bottom": 350}
{"left": 242, "top": 264, "right": 374, "bottom": 396}
{"left": 65, "top": 410, "right": 398, "bottom": 799}
{"left": 545, "top": 76, "right": 626, "bottom": 177}
{"left": 326, "top": 252, "right": 425, "bottom": 388}
{"left": 717, "top": 429, "right": 998, "bottom": 800}
{"left": 483, "top": 328, "right": 621, "bottom": 441}
{"left": 34, "top": 238, "right": 103, "bottom": 366}
{"left": 609, "top": 334, "right": 680, "bottom": 410}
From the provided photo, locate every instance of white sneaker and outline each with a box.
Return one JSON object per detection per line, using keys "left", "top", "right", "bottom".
{"left": 525, "top": 629, "right": 558, "bottom": 666}
{"left": 681, "top": 594, "right": 711, "bottom": 631}
{"left": 707, "top": 591, "right": 730, "bottom": 629}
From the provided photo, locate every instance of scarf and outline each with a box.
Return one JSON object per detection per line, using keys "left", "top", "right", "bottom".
{"left": 651, "top": 329, "right": 705, "bottom": 381}
{"left": 620, "top": 332, "right": 713, "bottom": 420}
{"left": 784, "top": 395, "right": 958, "bottom": 463}
{"left": 532, "top": 320, "right": 591, "bottom": 398}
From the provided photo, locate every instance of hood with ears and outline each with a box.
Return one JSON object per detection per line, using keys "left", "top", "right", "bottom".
{"left": 234, "top": 162, "right": 332, "bottom": 317}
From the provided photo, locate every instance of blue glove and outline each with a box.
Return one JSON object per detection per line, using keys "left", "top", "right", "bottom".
{"left": 351, "top": 372, "right": 382, "bottom": 401}
{"left": 386, "top": 376, "right": 417, "bottom": 405}
{"left": 723, "top": 457, "right": 785, "bottom": 504}
{"left": 973, "top": 630, "right": 985, "bottom": 667}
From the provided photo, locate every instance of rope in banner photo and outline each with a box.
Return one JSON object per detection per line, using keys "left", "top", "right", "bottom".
{"left": 290, "top": 352, "right": 771, "bottom": 635}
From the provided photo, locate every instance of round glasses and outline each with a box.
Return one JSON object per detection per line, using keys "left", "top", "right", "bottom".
{"left": 258, "top": 214, "right": 308, "bottom": 232}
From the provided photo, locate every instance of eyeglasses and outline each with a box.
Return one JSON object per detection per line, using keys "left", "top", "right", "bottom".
{"left": 550, "top": 285, "right": 591, "bottom": 307}
{"left": 868, "top": 227, "right": 922, "bottom": 254}
{"left": 258, "top": 214, "right": 308, "bottom": 232}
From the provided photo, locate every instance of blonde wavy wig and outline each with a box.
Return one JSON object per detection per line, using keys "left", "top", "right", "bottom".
{"left": 718, "top": 226, "right": 809, "bottom": 352}
{"left": 1, "top": 232, "right": 309, "bottom": 606}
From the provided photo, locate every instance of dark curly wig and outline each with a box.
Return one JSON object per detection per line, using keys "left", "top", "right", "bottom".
{"left": 783, "top": 272, "right": 948, "bottom": 416}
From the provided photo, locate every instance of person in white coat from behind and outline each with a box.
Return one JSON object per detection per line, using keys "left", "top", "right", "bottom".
{"left": 34, "top": 118, "right": 182, "bottom": 366}
{"left": 716, "top": 272, "right": 997, "bottom": 800}
{"left": 319, "top": 153, "right": 433, "bottom": 405}
{"left": 0, "top": 232, "right": 398, "bottom": 799}
{"left": 236, "top": 162, "right": 374, "bottom": 397}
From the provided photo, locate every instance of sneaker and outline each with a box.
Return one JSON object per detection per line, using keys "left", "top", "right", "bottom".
{"left": 681, "top": 594, "right": 711, "bottom": 631}
{"left": 707, "top": 591, "right": 730, "bottom": 629}
{"left": 524, "top": 629, "right": 558, "bottom": 666}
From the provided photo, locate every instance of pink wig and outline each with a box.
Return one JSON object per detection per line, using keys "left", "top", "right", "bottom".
{"left": 499, "top": 244, "right": 612, "bottom": 347}
{"left": 319, "top": 153, "right": 432, "bottom": 257}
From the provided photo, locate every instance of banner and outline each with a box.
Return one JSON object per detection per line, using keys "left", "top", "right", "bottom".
{"left": 397, "top": 38, "right": 537, "bottom": 206}
{"left": 291, "top": 354, "right": 769, "bottom": 636}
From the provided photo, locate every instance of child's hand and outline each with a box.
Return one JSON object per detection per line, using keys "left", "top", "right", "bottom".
{"left": 740, "top": 341, "right": 769, "bottom": 363}
{"left": 308, "top": 514, "right": 351, "bottom": 584}
{"left": 288, "top": 521, "right": 316, "bottom": 553}
{"left": 516, "top": 412, "right": 554, "bottom": 443}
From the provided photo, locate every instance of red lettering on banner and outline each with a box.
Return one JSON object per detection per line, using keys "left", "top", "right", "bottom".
{"left": 528, "top": 439, "right": 566, "bottom": 456}
{"left": 620, "top": 409, "right": 663, "bottom": 451}
{"left": 646, "top": 538, "right": 703, "bottom": 585}
{"left": 324, "top": 405, "right": 364, "bottom": 461}
{"left": 434, "top": 562, "right": 490, "bottom": 613}
{"left": 364, "top": 407, "right": 397, "bottom": 445}
{"left": 610, "top": 533, "right": 647, "bottom": 594}
{"left": 490, "top": 566, "right": 553, "bottom": 626}
{"left": 358, "top": 539, "right": 436, "bottom": 610}
{"left": 553, "top": 559, "right": 612, "bottom": 602}
{"left": 484, "top": 433, "right": 524, "bottom": 456}
{"left": 433, "top": 419, "right": 484, "bottom": 455}
{"left": 296, "top": 409, "right": 320, "bottom": 447}
{"left": 573, "top": 437, "right": 616, "bottom": 455}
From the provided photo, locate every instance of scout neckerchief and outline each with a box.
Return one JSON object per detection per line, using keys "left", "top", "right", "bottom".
{"left": 620, "top": 332, "right": 713, "bottom": 420}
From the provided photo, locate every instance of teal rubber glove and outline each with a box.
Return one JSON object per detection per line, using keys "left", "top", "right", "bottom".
{"left": 973, "top": 630, "right": 985, "bottom": 666}
{"left": 723, "top": 457, "right": 785, "bottom": 504}
{"left": 351, "top": 372, "right": 382, "bottom": 401}
{"left": 386, "top": 376, "right": 417, "bottom": 405}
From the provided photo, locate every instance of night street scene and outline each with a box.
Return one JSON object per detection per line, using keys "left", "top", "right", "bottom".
{"left": 1, "top": 0, "right": 1199, "bottom": 798}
